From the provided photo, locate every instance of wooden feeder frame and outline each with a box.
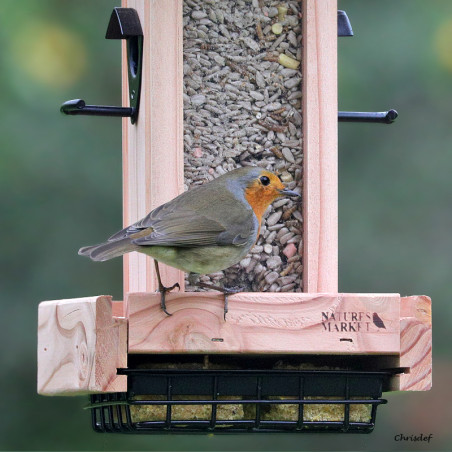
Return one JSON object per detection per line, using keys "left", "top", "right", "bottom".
{"left": 38, "top": 0, "right": 432, "bottom": 432}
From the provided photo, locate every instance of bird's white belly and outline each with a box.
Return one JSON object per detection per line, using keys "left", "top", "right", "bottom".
{"left": 140, "top": 244, "right": 250, "bottom": 275}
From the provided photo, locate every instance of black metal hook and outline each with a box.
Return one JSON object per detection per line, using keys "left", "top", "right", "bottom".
{"left": 338, "top": 10, "right": 353, "bottom": 37}
{"left": 61, "top": 8, "right": 143, "bottom": 124}
{"left": 60, "top": 99, "right": 134, "bottom": 117}
{"left": 338, "top": 12, "right": 397, "bottom": 124}
{"left": 338, "top": 110, "right": 398, "bottom": 124}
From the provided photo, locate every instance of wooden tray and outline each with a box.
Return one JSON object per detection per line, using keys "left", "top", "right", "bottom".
{"left": 37, "top": 293, "right": 431, "bottom": 395}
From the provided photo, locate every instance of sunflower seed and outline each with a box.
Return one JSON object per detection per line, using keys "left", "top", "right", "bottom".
{"left": 191, "top": 94, "right": 206, "bottom": 106}
{"left": 267, "top": 255, "right": 282, "bottom": 269}
{"left": 192, "top": 10, "right": 207, "bottom": 19}
{"left": 242, "top": 37, "right": 261, "bottom": 52}
{"left": 282, "top": 147, "right": 295, "bottom": 163}
{"left": 265, "top": 271, "right": 279, "bottom": 284}
{"left": 267, "top": 211, "right": 282, "bottom": 226}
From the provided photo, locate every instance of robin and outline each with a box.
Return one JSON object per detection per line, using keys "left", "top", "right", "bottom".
{"left": 79, "top": 166, "right": 300, "bottom": 317}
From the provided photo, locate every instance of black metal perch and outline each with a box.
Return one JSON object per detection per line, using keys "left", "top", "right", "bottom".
{"left": 60, "top": 8, "right": 143, "bottom": 123}
{"left": 338, "top": 110, "right": 399, "bottom": 124}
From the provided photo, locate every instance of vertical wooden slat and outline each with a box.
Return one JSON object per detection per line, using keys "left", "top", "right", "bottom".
{"left": 302, "top": 0, "right": 338, "bottom": 292}
{"left": 122, "top": 0, "right": 184, "bottom": 304}
{"left": 399, "top": 295, "right": 432, "bottom": 391}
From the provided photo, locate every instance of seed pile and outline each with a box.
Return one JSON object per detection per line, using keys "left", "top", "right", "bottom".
{"left": 130, "top": 395, "right": 372, "bottom": 424}
{"left": 183, "top": 0, "right": 303, "bottom": 292}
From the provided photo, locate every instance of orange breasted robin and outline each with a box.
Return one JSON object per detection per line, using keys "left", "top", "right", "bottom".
{"left": 79, "top": 166, "right": 300, "bottom": 317}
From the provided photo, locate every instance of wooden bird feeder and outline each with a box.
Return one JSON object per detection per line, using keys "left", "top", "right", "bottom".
{"left": 38, "top": 0, "right": 431, "bottom": 433}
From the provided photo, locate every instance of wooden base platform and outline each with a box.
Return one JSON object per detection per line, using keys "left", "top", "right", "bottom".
{"left": 37, "top": 293, "right": 431, "bottom": 395}
{"left": 127, "top": 292, "right": 401, "bottom": 354}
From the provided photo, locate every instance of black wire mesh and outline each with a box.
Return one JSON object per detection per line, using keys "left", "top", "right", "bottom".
{"left": 88, "top": 368, "right": 399, "bottom": 433}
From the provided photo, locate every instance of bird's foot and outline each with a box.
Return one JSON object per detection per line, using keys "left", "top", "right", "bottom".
{"left": 221, "top": 286, "right": 242, "bottom": 321}
{"left": 196, "top": 282, "right": 243, "bottom": 320}
{"left": 157, "top": 282, "right": 180, "bottom": 316}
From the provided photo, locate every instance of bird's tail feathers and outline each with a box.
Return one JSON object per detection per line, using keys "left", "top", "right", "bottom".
{"left": 78, "top": 238, "right": 135, "bottom": 262}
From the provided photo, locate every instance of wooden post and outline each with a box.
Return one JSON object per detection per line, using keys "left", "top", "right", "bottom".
{"left": 302, "top": 0, "right": 338, "bottom": 292}
{"left": 122, "top": 0, "right": 185, "bottom": 300}
{"left": 37, "top": 296, "right": 127, "bottom": 395}
{"left": 399, "top": 295, "right": 432, "bottom": 391}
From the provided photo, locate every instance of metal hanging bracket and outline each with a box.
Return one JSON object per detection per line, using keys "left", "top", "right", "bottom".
{"left": 338, "top": 10, "right": 398, "bottom": 124}
{"left": 61, "top": 7, "right": 143, "bottom": 124}
{"left": 338, "top": 110, "right": 398, "bottom": 124}
{"left": 338, "top": 10, "right": 353, "bottom": 37}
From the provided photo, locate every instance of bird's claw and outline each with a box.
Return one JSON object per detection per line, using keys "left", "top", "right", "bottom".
{"left": 195, "top": 282, "right": 242, "bottom": 321}
{"left": 168, "top": 282, "right": 180, "bottom": 292}
{"left": 158, "top": 282, "right": 180, "bottom": 316}
{"left": 223, "top": 294, "right": 229, "bottom": 321}
{"left": 222, "top": 286, "right": 242, "bottom": 321}
{"left": 222, "top": 286, "right": 243, "bottom": 295}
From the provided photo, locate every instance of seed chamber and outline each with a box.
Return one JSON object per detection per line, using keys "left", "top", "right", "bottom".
{"left": 183, "top": 0, "right": 303, "bottom": 293}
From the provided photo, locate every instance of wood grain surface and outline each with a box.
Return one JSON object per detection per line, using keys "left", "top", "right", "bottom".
{"left": 128, "top": 292, "right": 400, "bottom": 354}
{"left": 122, "top": 0, "right": 185, "bottom": 298}
{"left": 302, "top": 0, "right": 338, "bottom": 292}
{"left": 37, "top": 296, "right": 127, "bottom": 395}
{"left": 398, "top": 295, "right": 432, "bottom": 391}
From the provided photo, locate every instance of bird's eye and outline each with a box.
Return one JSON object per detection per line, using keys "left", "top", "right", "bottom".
{"left": 260, "top": 176, "right": 270, "bottom": 186}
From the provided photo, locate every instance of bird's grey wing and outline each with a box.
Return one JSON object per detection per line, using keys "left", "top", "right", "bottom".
{"left": 107, "top": 187, "right": 204, "bottom": 242}
{"left": 107, "top": 204, "right": 235, "bottom": 248}
{"left": 132, "top": 208, "right": 227, "bottom": 247}
{"left": 107, "top": 185, "right": 256, "bottom": 247}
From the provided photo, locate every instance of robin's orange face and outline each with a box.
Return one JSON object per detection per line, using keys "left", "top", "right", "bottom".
{"left": 244, "top": 171, "right": 287, "bottom": 222}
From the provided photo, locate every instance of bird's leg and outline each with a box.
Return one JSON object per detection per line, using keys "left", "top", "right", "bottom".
{"left": 154, "top": 260, "right": 180, "bottom": 316}
{"left": 195, "top": 281, "right": 242, "bottom": 321}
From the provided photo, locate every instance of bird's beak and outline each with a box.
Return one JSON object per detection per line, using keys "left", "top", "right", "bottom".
{"left": 279, "top": 188, "right": 301, "bottom": 198}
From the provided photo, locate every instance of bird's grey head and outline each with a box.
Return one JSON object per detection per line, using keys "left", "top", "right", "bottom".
{"left": 216, "top": 166, "right": 301, "bottom": 200}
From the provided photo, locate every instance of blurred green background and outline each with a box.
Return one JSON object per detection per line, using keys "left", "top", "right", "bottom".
{"left": 0, "top": 0, "right": 451, "bottom": 450}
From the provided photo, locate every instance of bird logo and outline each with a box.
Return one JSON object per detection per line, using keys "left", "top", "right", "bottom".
{"left": 372, "top": 312, "right": 386, "bottom": 329}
